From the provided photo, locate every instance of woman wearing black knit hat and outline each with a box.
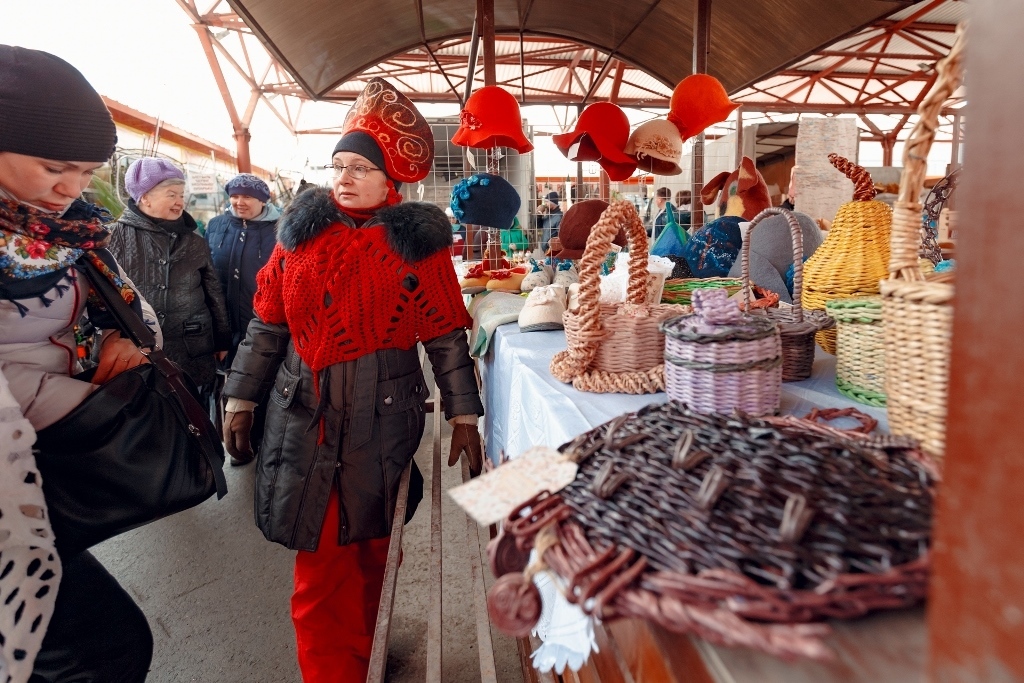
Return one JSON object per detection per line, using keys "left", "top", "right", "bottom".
{"left": 221, "top": 78, "right": 483, "bottom": 682}
{"left": 0, "top": 45, "right": 157, "bottom": 682}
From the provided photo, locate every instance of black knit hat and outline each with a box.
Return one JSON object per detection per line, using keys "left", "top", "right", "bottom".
{"left": 0, "top": 45, "right": 117, "bottom": 162}
{"left": 333, "top": 131, "right": 402, "bottom": 191}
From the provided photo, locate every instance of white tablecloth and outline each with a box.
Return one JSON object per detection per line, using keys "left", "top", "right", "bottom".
{"left": 479, "top": 322, "right": 888, "bottom": 462}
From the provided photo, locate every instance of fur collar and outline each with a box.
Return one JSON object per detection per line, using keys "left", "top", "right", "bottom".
{"left": 277, "top": 187, "right": 452, "bottom": 262}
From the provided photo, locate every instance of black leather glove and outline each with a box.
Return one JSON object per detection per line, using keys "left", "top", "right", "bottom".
{"left": 223, "top": 410, "right": 254, "bottom": 466}
{"left": 448, "top": 423, "right": 483, "bottom": 476}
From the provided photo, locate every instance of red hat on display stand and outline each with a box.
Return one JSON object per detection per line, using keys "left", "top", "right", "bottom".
{"left": 553, "top": 102, "right": 637, "bottom": 181}
{"left": 666, "top": 74, "right": 739, "bottom": 141}
{"left": 452, "top": 85, "right": 534, "bottom": 153}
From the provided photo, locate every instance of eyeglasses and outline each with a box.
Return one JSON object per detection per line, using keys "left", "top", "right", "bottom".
{"left": 322, "top": 163, "right": 383, "bottom": 180}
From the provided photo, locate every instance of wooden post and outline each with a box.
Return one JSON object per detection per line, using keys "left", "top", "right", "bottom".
{"left": 928, "top": 4, "right": 1024, "bottom": 680}
{"left": 233, "top": 128, "right": 252, "bottom": 173}
{"left": 734, "top": 106, "right": 743, "bottom": 170}
{"left": 691, "top": 0, "right": 711, "bottom": 230}
{"left": 479, "top": 0, "right": 496, "bottom": 87}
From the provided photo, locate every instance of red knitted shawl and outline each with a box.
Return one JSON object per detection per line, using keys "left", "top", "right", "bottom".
{"left": 254, "top": 220, "right": 469, "bottom": 373}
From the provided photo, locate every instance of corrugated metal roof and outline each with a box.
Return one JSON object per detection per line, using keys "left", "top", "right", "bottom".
{"left": 228, "top": 0, "right": 911, "bottom": 100}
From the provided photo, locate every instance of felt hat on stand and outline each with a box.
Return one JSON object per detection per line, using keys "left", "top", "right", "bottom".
{"left": 625, "top": 74, "right": 738, "bottom": 176}
{"left": 449, "top": 173, "right": 522, "bottom": 230}
{"left": 553, "top": 102, "right": 636, "bottom": 181}
{"left": 552, "top": 199, "right": 626, "bottom": 260}
{"left": 452, "top": 86, "right": 534, "bottom": 154}
{"left": 336, "top": 77, "right": 433, "bottom": 184}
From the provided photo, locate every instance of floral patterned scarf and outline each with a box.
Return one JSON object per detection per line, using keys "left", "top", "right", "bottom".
{"left": 0, "top": 197, "right": 135, "bottom": 305}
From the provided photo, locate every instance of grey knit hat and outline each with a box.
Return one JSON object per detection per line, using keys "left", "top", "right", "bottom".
{"left": 0, "top": 45, "right": 117, "bottom": 162}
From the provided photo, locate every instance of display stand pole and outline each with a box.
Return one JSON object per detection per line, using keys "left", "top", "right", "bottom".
{"left": 691, "top": 0, "right": 711, "bottom": 231}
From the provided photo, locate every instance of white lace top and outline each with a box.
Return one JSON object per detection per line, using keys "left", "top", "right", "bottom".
{"left": 0, "top": 368, "right": 60, "bottom": 683}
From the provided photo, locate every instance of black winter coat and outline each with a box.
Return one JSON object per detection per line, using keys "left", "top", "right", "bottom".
{"left": 204, "top": 209, "right": 278, "bottom": 344}
{"left": 223, "top": 196, "right": 483, "bottom": 551}
{"left": 108, "top": 204, "right": 231, "bottom": 387}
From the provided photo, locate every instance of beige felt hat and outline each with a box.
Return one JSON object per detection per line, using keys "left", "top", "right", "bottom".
{"left": 624, "top": 119, "right": 683, "bottom": 176}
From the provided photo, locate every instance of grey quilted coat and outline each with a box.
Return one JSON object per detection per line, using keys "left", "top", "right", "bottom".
{"left": 108, "top": 204, "right": 231, "bottom": 387}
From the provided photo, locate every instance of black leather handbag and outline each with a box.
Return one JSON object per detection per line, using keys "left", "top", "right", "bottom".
{"left": 34, "top": 258, "right": 228, "bottom": 557}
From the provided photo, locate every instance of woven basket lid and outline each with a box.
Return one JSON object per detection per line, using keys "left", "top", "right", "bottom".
{"left": 661, "top": 287, "right": 778, "bottom": 343}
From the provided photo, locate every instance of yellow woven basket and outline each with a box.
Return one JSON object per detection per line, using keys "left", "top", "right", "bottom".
{"left": 802, "top": 156, "right": 891, "bottom": 354}
{"left": 882, "top": 25, "right": 965, "bottom": 461}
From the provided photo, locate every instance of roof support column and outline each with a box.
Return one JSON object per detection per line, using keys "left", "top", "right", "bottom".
{"left": 691, "top": 0, "right": 711, "bottom": 231}
{"left": 234, "top": 128, "right": 252, "bottom": 173}
{"left": 479, "top": 0, "right": 496, "bottom": 86}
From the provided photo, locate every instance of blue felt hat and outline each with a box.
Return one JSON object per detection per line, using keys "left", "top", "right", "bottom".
{"left": 449, "top": 173, "right": 521, "bottom": 230}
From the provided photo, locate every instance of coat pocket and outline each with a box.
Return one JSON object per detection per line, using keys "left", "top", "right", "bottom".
{"left": 270, "top": 362, "right": 302, "bottom": 409}
{"left": 375, "top": 370, "right": 429, "bottom": 415}
{"left": 181, "top": 317, "right": 215, "bottom": 358}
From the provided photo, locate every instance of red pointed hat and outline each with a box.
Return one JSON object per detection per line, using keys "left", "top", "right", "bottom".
{"left": 666, "top": 74, "right": 739, "bottom": 141}
{"left": 452, "top": 86, "right": 534, "bottom": 154}
{"left": 341, "top": 78, "right": 434, "bottom": 184}
{"left": 553, "top": 103, "right": 637, "bottom": 181}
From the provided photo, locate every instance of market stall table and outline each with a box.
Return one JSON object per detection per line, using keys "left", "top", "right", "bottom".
{"left": 476, "top": 320, "right": 923, "bottom": 683}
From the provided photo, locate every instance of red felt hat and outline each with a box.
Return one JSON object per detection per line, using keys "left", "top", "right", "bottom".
{"left": 666, "top": 74, "right": 739, "bottom": 141}
{"left": 553, "top": 102, "right": 637, "bottom": 181}
{"left": 341, "top": 78, "right": 434, "bottom": 184}
{"left": 452, "top": 86, "right": 534, "bottom": 154}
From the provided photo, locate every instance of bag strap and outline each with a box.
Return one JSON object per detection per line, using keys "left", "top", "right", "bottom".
{"left": 78, "top": 258, "right": 228, "bottom": 498}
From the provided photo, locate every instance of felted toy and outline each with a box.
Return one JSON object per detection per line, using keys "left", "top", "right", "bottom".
{"left": 726, "top": 211, "right": 823, "bottom": 304}
{"left": 700, "top": 156, "right": 771, "bottom": 221}
{"left": 625, "top": 74, "right": 738, "bottom": 176}
{"left": 520, "top": 259, "right": 553, "bottom": 292}
{"left": 802, "top": 154, "right": 892, "bottom": 353}
{"left": 552, "top": 200, "right": 623, "bottom": 260}
{"left": 679, "top": 216, "right": 744, "bottom": 278}
{"left": 450, "top": 173, "right": 522, "bottom": 229}
{"left": 452, "top": 86, "right": 534, "bottom": 154}
{"left": 553, "top": 103, "right": 636, "bottom": 181}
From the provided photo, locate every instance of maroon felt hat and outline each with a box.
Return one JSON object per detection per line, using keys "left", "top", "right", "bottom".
{"left": 553, "top": 103, "right": 636, "bottom": 181}
{"left": 554, "top": 200, "right": 626, "bottom": 260}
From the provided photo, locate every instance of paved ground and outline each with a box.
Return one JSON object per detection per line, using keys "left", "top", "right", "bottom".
{"left": 93, "top": 409, "right": 522, "bottom": 682}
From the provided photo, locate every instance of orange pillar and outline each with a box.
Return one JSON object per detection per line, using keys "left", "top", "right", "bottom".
{"left": 234, "top": 127, "right": 252, "bottom": 173}
{"left": 927, "top": 4, "right": 1024, "bottom": 680}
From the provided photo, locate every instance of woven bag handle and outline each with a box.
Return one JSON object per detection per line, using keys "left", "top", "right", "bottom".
{"left": 550, "top": 201, "right": 650, "bottom": 384}
{"left": 740, "top": 207, "right": 805, "bottom": 323}
{"left": 890, "top": 24, "right": 966, "bottom": 282}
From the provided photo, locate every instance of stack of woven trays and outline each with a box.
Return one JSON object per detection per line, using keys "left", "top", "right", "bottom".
{"left": 661, "top": 288, "right": 782, "bottom": 416}
{"left": 826, "top": 296, "right": 887, "bottom": 406}
{"left": 486, "top": 404, "right": 937, "bottom": 660}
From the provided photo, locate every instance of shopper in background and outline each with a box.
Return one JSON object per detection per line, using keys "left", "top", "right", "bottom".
{"left": 0, "top": 44, "right": 158, "bottom": 683}
{"left": 539, "top": 190, "right": 563, "bottom": 251}
{"left": 652, "top": 186, "right": 677, "bottom": 240}
{"left": 108, "top": 158, "right": 231, "bottom": 408}
{"left": 674, "top": 189, "right": 693, "bottom": 233}
{"left": 204, "top": 173, "right": 279, "bottom": 465}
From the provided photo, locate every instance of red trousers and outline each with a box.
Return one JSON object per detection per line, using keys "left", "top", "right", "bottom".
{"left": 292, "top": 489, "right": 391, "bottom": 682}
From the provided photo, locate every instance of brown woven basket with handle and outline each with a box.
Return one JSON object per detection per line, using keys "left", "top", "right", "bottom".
{"left": 552, "top": 200, "right": 687, "bottom": 394}
{"left": 881, "top": 25, "right": 965, "bottom": 461}
{"left": 739, "top": 207, "right": 834, "bottom": 382}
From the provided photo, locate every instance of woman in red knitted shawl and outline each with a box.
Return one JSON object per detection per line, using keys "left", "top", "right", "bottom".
{"left": 220, "top": 78, "right": 483, "bottom": 682}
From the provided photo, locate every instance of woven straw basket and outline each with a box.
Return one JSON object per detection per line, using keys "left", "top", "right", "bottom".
{"left": 661, "top": 288, "right": 782, "bottom": 415}
{"left": 802, "top": 157, "right": 892, "bottom": 354}
{"left": 551, "top": 200, "right": 687, "bottom": 394}
{"left": 826, "top": 296, "right": 886, "bottom": 406}
{"left": 882, "top": 26, "right": 965, "bottom": 461}
{"left": 739, "top": 207, "right": 834, "bottom": 382}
